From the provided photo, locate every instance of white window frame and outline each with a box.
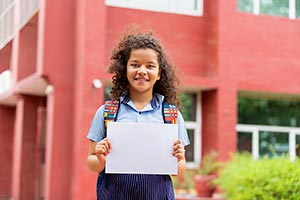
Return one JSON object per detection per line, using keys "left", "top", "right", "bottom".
{"left": 19, "top": 0, "right": 39, "bottom": 29}
{"left": 0, "top": 0, "right": 39, "bottom": 49}
{"left": 0, "top": 70, "right": 12, "bottom": 95}
{"left": 0, "top": 0, "right": 15, "bottom": 49}
{"left": 252, "top": 0, "right": 297, "bottom": 19}
{"left": 184, "top": 92, "right": 201, "bottom": 169}
{"left": 105, "top": 0, "right": 203, "bottom": 16}
{"left": 236, "top": 124, "right": 300, "bottom": 161}
{"left": 289, "top": 131, "right": 300, "bottom": 161}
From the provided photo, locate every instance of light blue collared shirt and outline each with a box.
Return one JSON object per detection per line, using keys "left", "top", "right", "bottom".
{"left": 87, "top": 93, "right": 190, "bottom": 146}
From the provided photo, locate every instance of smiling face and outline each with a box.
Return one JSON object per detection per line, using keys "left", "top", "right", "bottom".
{"left": 126, "top": 48, "right": 161, "bottom": 97}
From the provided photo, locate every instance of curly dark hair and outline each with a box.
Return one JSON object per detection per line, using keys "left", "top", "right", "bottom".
{"left": 108, "top": 30, "right": 181, "bottom": 107}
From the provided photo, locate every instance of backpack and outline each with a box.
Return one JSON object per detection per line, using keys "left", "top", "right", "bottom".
{"left": 96, "top": 99, "right": 178, "bottom": 199}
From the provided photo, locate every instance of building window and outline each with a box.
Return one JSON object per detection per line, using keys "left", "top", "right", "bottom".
{"left": 297, "top": 135, "right": 300, "bottom": 157}
{"left": 105, "top": 0, "right": 203, "bottom": 16}
{"left": 297, "top": 0, "right": 300, "bottom": 18}
{"left": 180, "top": 92, "right": 201, "bottom": 168}
{"left": 237, "top": 0, "right": 253, "bottom": 13}
{"left": 260, "top": 0, "right": 289, "bottom": 17}
{"left": 237, "top": 97, "right": 300, "bottom": 160}
{"left": 0, "top": 0, "right": 14, "bottom": 49}
{"left": 104, "top": 86, "right": 111, "bottom": 101}
{"left": 238, "top": 131, "right": 252, "bottom": 153}
{"left": 237, "top": 0, "right": 300, "bottom": 19}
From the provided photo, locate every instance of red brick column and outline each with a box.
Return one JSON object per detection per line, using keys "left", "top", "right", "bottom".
{"left": 201, "top": 87, "right": 237, "bottom": 161}
{"left": 11, "top": 95, "right": 43, "bottom": 200}
{"left": 0, "top": 106, "right": 15, "bottom": 198}
{"left": 71, "top": 0, "right": 106, "bottom": 199}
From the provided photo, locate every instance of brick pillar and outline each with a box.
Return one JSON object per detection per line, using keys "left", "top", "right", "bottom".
{"left": 71, "top": 0, "right": 106, "bottom": 199}
{"left": 202, "top": 87, "right": 237, "bottom": 161}
{"left": 202, "top": 90, "right": 219, "bottom": 156}
{"left": 11, "top": 95, "right": 43, "bottom": 200}
{"left": 0, "top": 106, "right": 15, "bottom": 199}
{"left": 40, "top": 0, "right": 76, "bottom": 199}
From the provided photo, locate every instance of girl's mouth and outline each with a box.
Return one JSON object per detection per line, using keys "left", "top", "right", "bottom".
{"left": 134, "top": 78, "right": 149, "bottom": 82}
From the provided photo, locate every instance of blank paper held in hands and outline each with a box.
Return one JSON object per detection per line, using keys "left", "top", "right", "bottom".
{"left": 105, "top": 122, "right": 178, "bottom": 175}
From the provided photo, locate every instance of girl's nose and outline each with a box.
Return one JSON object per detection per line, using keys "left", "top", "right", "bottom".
{"left": 137, "top": 65, "right": 147, "bottom": 75}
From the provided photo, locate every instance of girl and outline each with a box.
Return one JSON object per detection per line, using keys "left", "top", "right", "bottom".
{"left": 87, "top": 30, "right": 190, "bottom": 199}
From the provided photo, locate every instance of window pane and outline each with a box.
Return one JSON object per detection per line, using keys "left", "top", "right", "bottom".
{"left": 260, "top": 0, "right": 289, "bottom": 17}
{"left": 176, "top": 0, "right": 197, "bottom": 11}
{"left": 296, "top": 0, "right": 300, "bottom": 18}
{"left": 237, "top": 0, "right": 253, "bottom": 12}
{"left": 259, "top": 131, "right": 289, "bottom": 157}
{"left": 238, "top": 98, "right": 300, "bottom": 127}
{"left": 106, "top": 0, "right": 202, "bottom": 16}
{"left": 132, "top": 0, "right": 198, "bottom": 11}
{"left": 104, "top": 86, "right": 111, "bottom": 101}
{"left": 131, "top": 0, "right": 172, "bottom": 9}
{"left": 180, "top": 93, "right": 197, "bottom": 121}
{"left": 185, "top": 129, "right": 195, "bottom": 162}
{"left": 297, "top": 135, "right": 300, "bottom": 158}
{"left": 238, "top": 132, "right": 252, "bottom": 153}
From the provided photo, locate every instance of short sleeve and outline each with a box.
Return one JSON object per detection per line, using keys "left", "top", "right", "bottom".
{"left": 86, "top": 105, "right": 105, "bottom": 142}
{"left": 177, "top": 110, "right": 190, "bottom": 146}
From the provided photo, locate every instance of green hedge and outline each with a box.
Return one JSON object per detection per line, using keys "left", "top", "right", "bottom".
{"left": 215, "top": 153, "right": 300, "bottom": 200}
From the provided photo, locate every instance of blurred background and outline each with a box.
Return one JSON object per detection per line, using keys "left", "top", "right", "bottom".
{"left": 0, "top": 0, "right": 299, "bottom": 199}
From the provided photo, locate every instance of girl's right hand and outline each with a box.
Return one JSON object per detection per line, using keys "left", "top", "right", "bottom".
{"left": 95, "top": 138, "right": 111, "bottom": 161}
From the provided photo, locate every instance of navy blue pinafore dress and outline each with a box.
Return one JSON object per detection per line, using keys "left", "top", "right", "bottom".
{"left": 97, "top": 174, "right": 175, "bottom": 200}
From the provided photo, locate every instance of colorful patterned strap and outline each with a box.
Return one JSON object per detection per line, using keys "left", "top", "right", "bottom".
{"left": 103, "top": 99, "right": 120, "bottom": 136}
{"left": 103, "top": 99, "right": 178, "bottom": 135}
{"left": 162, "top": 102, "right": 178, "bottom": 124}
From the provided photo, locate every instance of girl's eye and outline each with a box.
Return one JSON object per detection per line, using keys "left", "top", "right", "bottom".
{"left": 130, "top": 63, "right": 138, "bottom": 68}
{"left": 148, "top": 65, "right": 156, "bottom": 69}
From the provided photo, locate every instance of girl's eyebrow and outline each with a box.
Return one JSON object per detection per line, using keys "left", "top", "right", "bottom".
{"left": 147, "top": 60, "right": 158, "bottom": 64}
{"left": 128, "top": 60, "right": 158, "bottom": 64}
{"left": 128, "top": 60, "right": 138, "bottom": 62}
{"left": 142, "top": 60, "right": 158, "bottom": 65}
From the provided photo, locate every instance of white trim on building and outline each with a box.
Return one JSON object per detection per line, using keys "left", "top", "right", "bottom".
{"left": 236, "top": 124, "right": 300, "bottom": 161}
{"left": 105, "top": 0, "right": 203, "bottom": 16}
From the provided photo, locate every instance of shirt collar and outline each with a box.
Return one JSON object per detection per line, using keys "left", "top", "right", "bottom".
{"left": 120, "top": 92, "right": 164, "bottom": 109}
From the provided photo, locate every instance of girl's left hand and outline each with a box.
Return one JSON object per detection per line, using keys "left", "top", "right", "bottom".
{"left": 173, "top": 139, "right": 185, "bottom": 163}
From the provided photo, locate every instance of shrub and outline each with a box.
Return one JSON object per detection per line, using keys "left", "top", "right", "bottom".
{"left": 172, "top": 169, "right": 195, "bottom": 190}
{"left": 215, "top": 153, "right": 300, "bottom": 200}
{"left": 197, "top": 150, "right": 220, "bottom": 175}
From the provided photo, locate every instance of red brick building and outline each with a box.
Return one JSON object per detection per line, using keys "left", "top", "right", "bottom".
{"left": 0, "top": 0, "right": 299, "bottom": 199}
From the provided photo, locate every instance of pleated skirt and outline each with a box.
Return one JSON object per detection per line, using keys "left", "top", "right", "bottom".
{"left": 97, "top": 174, "right": 175, "bottom": 200}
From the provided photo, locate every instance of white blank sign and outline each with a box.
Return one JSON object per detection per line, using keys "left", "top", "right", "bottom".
{"left": 105, "top": 122, "right": 178, "bottom": 175}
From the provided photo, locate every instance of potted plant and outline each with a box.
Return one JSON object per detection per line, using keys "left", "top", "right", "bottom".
{"left": 193, "top": 150, "right": 220, "bottom": 198}
{"left": 172, "top": 169, "right": 197, "bottom": 198}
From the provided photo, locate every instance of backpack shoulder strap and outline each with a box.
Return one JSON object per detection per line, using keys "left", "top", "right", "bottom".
{"left": 162, "top": 102, "right": 178, "bottom": 124}
{"left": 97, "top": 99, "right": 120, "bottom": 195}
{"left": 103, "top": 99, "right": 120, "bottom": 136}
